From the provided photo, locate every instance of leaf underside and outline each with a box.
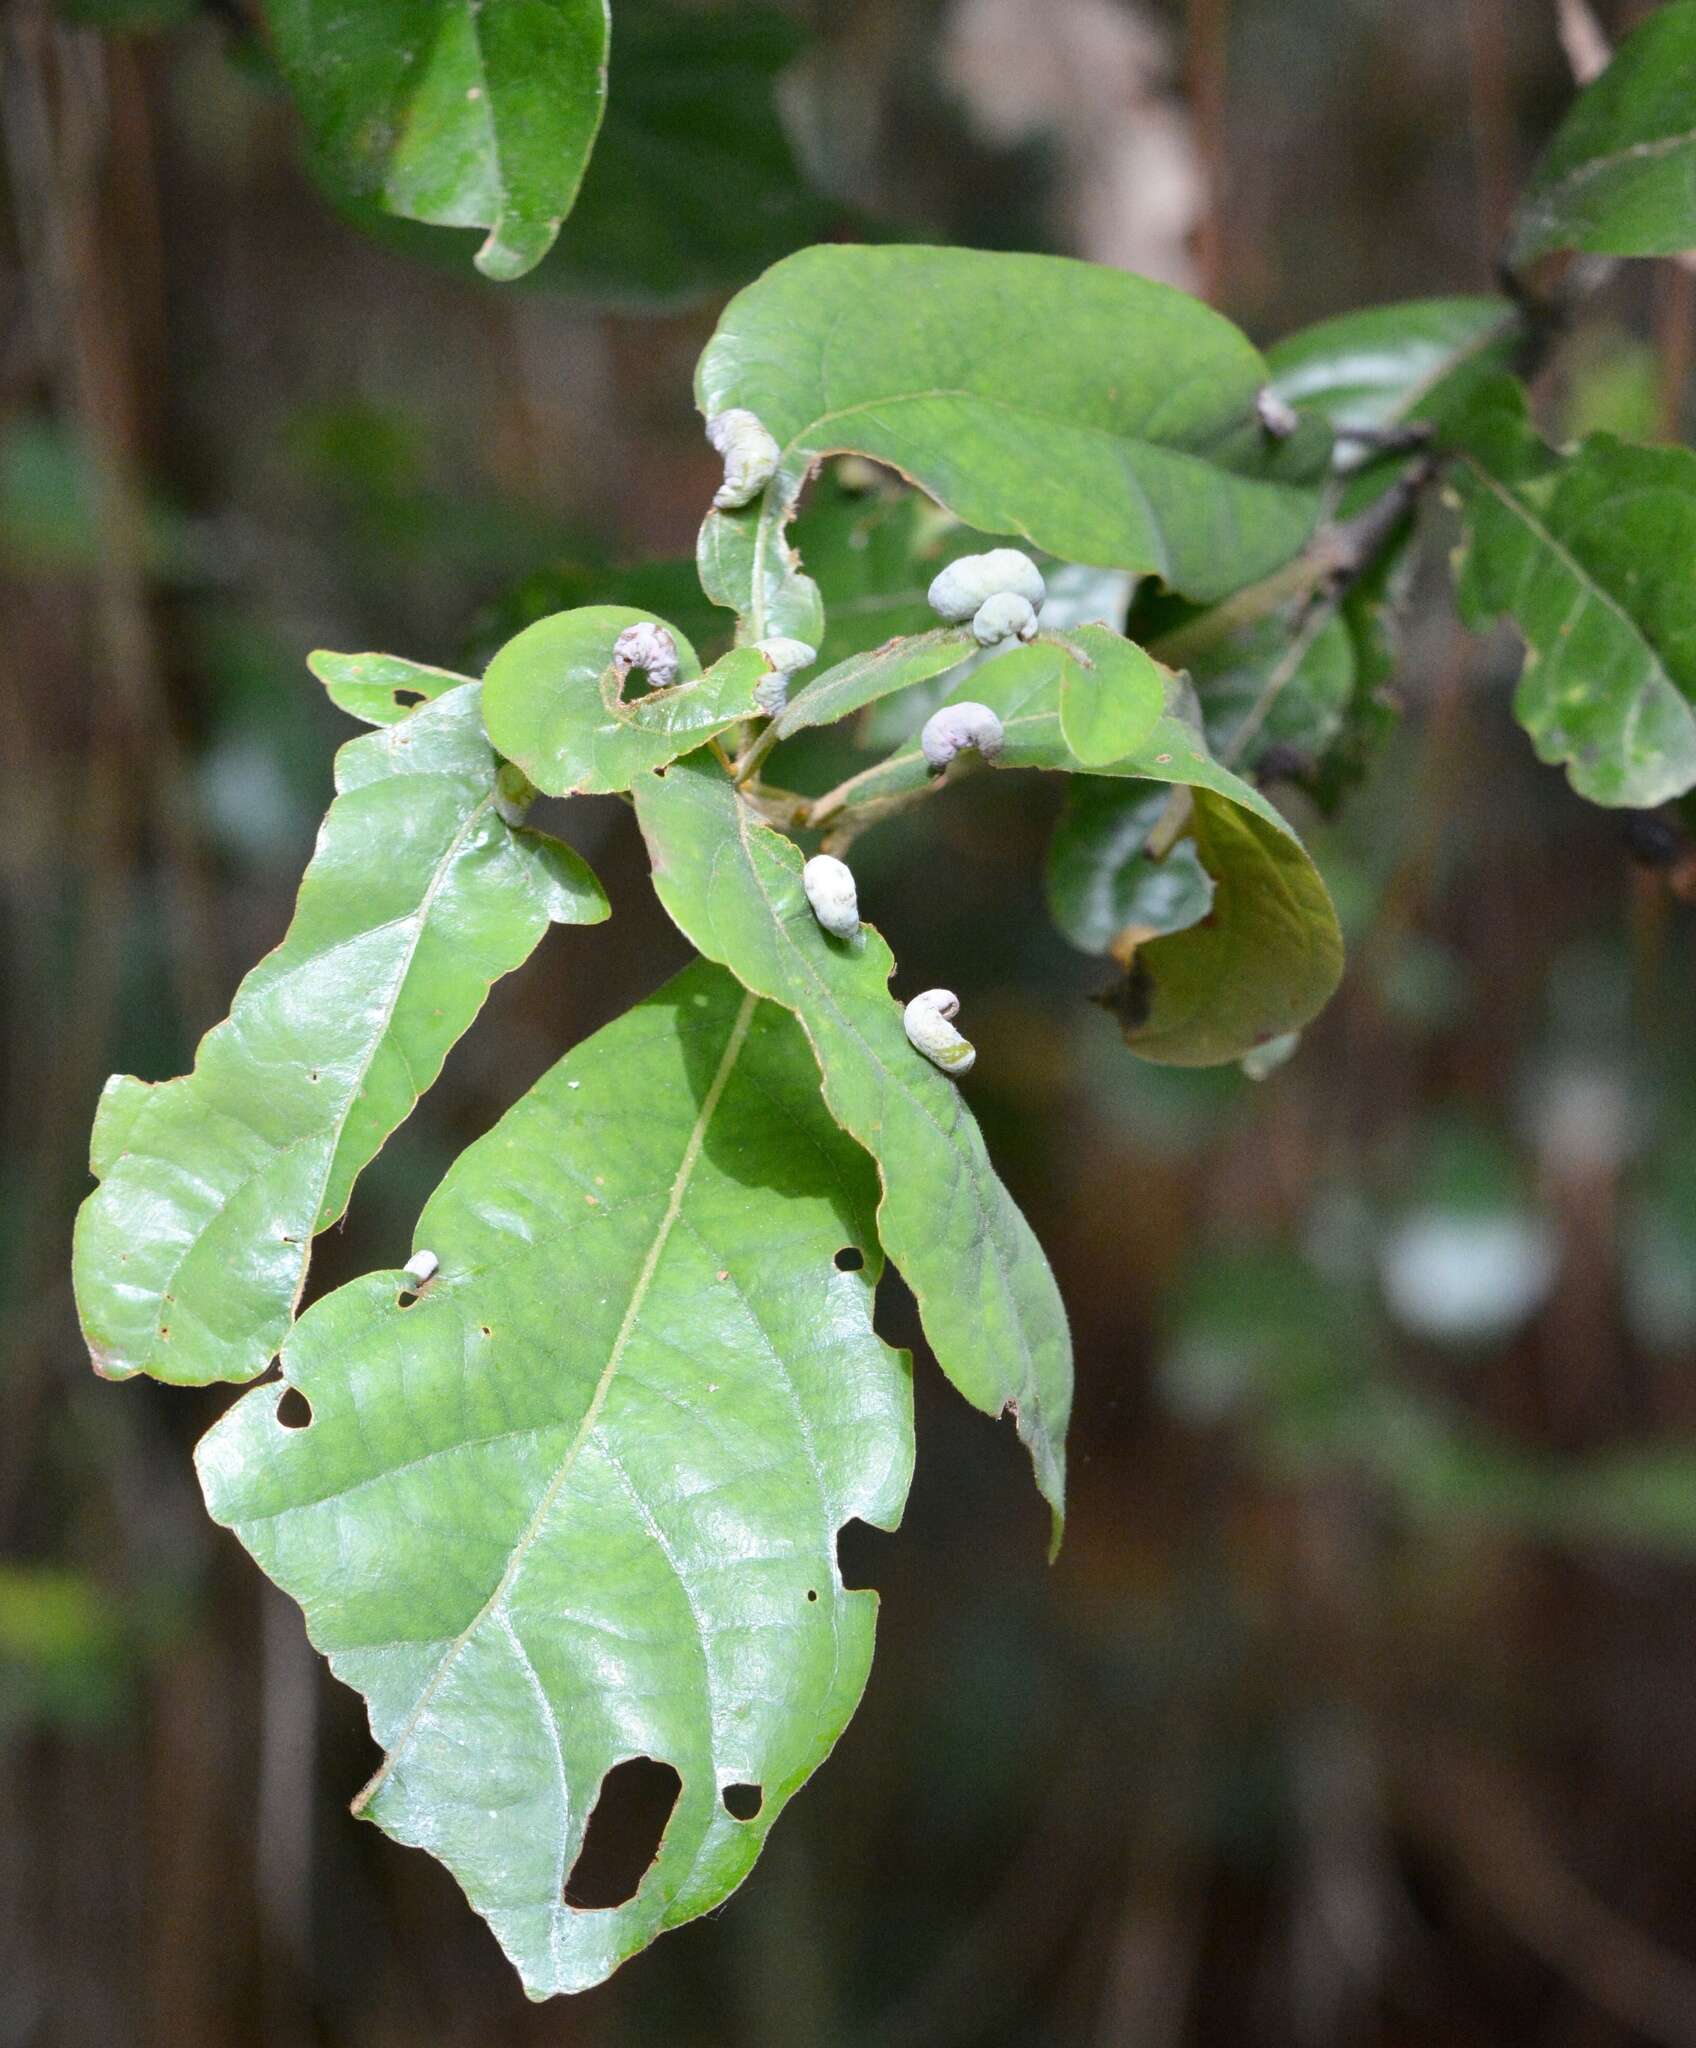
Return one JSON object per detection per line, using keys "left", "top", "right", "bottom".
{"left": 72, "top": 683, "right": 608, "bottom": 1385}
{"left": 823, "top": 634, "right": 1344, "bottom": 1066}
{"left": 634, "top": 756, "right": 1074, "bottom": 1545}
{"left": 196, "top": 960, "right": 914, "bottom": 1997}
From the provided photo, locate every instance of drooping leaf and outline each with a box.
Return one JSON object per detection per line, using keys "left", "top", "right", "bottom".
{"left": 816, "top": 638, "right": 1343, "bottom": 1066}
{"left": 481, "top": 605, "right": 773, "bottom": 795}
{"left": 1511, "top": 2, "right": 1696, "bottom": 264}
{"left": 633, "top": 757, "right": 1073, "bottom": 1543}
{"left": 73, "top": 683, "right": 609, "bottom": 1386}
{"left": 308, "top": 649, "right": 471, "bottom": 727}
{"left": 694, "top": 245, "right": 1331, "bottom": 644}
{"left": 263, "top": 0, "right": 612, "bottom": 281}
{"left": 1449, "top": 379, "right": 1696, "bottom": 807}
{"left": 196, "top": 960, "right": 913, "bottom": 1996}
{"left": 1056, "top": 632, "right": 1168, "bottom": 768}
{"left": 1046, "top": 782, "right": 1216, "bottom": 958}
{"left": 1266, "top": 297, "right": 1521, "bottom": 440}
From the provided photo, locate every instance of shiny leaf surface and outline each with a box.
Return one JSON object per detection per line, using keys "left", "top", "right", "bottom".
{"left": 1450, "top": 379, "right": 1696, "bottom": 807}
{"left": 197, "top": 960, "right": 912, "bottom": 1995}
{"left": 482, "top": 605, "right": 773, "bottom": 795}
{"left": 73, "top": 684, "right": 608, "bottom": 1385}
{"left": 634, "top": 758, "right": 1073, "bottom": 1542}
{"left": 1267, "top": 297, "right": 1520, "bottom": 438}
{"left": 694, "top": 245, "right": 1331, "bottom": 645}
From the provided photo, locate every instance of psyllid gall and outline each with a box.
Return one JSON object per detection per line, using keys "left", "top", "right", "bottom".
{"left": 921, "top": 701, "right": 1006, "bottom": 773}
{"left": 928, "top": 549, "right": 1045, "bottom": 623}
{"left": 903, "top": 989, "right": 976, "bottom": 1076}
{"left": 706, "top": 408, "right": 781, "bottom": 509}
{"left": 802, "top": 854, "right": 860, "bottom": 939}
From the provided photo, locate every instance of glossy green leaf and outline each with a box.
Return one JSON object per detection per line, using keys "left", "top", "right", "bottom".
{"left": 73, "top": 683, "right": 609, "bottom": 1386}
{"left": 1046, "top": 783, "right": 1215, "bottom": 958}
{"left": 1056, "top": 631, "right": 1167, "bottom": 768}
{"left": 482, "top": 605, "right": 773, "bottom": 796}
{"left": 1266, "top": 297, "right": 1520, "bottom": 439}
{"left": 818, "top": 635, "right": 1343, "bottom": 1066}
{"left": 308, "top": 648, "right": 471, "bottom": 727}
{"left": 1512, "top": 2, "right": 1696, "bottom": 263}
{"left": 633, "top": 757, "right": 1072, "bottom": 1542}
{"left": 264, "top": 0, "right": 611, "bottom": 281}
{"left": 694, "top": 245, "right": 1331, "bottom": 644}
{"left": 1449, "top": 379, "right": 1696, "bottom": 807}
{"left": 196, "top": 961, "right": 913, "bottom": 1996}
{"left": 772, "top": 627, "right": 985, "bottom": 742}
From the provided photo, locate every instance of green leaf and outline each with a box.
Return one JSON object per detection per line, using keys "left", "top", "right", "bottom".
{"left": 633, "top": 757, "right": 1072, "bottom": 1543}
{"left": 1136, "top": 589, "right": 1357, "bottom": 770}
{"left": 1449, "top": 379, "right": 1696, "bottom": 807}
{"left": 308, "top": 649, "right": 471, "bottom": 727}
{"left": 1512, "top": 2, "right": 1696, "bottom": 264}
{"left": 1046, "top": 783, "right": 1215, "bottom": 957}
{"left": 1266, "top": 297, "right": 1520, "bottom": 439}
{"left": 771, "top": 627, "right": 985, "bottom": 742}
{"left": 818, "top": 636, "right": 1343, "bottom": 1066}
{"left": 481, "top": 605, "right": 773, "bottom": 795}
{"left": 694, "top": 245, "right": 1331, "bottom": 642}
{"left": 1056, "top": 632, "right": 1167, "bottom": 768}
{"left": 73, "top": 683, "right": 609, "bottom": 1386}
{"left": 263, "top": 0, "right": 612, "bottom": 281}
{"left": 196, "top": 960, "right": 912, "bottom": 1996}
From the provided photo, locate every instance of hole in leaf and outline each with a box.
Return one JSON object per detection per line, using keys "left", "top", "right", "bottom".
{"left": 806, "top": 1588, "right": 818, "bottom": 1603}
{"left": 834, "top": 1245, "right": 865, "bottom": 1273}
{"left": 308, "top": 1070, "right": 320, "bottom": 1083}
{"left": 564, "top": 1757, "right": 681, "bottom": 1910}
{"left": 393, "top": 688, "right": 425, "bottom": 708}
{"left": 275, "top": 1385, "right": 312, "bottom": 1430}
{"left": 836, "top": 1517, "right": 892, "bottom": 1593}
{"left": 617, "top": 666, "right": 662, "bottom": 704}
{"left": 722, "top": 1783, "right": 763, "bottom": 1822}
{"left": 479, "top": 1324, "right": 492, "bottom": 1338}
{"left": 396, "top": 1290, "right": 418, "bottom": 1309}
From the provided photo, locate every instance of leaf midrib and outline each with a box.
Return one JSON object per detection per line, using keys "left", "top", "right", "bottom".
{"left": 726, "top": 793, "right": 1057, "bottom": 1467}
{"left": 351, "top": 987, "right": 761, "bottom": 1816}
{"left": 1459, "top": 453, "right": 1694, "bottom": 772}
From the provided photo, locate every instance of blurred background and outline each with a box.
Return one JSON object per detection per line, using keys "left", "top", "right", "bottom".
{"left": 8, "top": 0, "right": 1696, "bottom": 2042}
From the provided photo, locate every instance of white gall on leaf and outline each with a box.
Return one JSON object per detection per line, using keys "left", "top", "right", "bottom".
{"left": 706, "top": 408, "right": 781, "bottom": 509}
{"left": 920, "top": 700, "right": 1006, "bottom": 773}
{"left": 903, "top": 989, "right": 976, "bottom": 1076}
{"left": 971, "top": 591, "right": 1039, "bottom": 646}
{"left": 928, "top": 548, "right": 1046, "bottom": 623}
{"left": 752, "top": 636, "right": 817, "bottom": 715}
{"left": 612, "top": 622, "right": 680, "bottom": 690}
{"left": 802, "top": 854, "right": 861, "bottom": 939}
